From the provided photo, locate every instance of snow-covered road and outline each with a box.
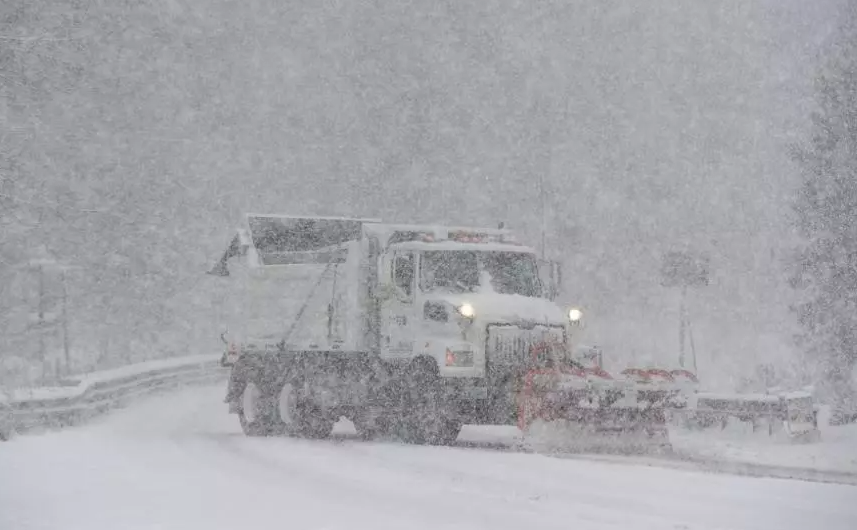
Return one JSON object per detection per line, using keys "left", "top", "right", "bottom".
{"left": 2, "top": 385, "right": 855, "bottom": 530}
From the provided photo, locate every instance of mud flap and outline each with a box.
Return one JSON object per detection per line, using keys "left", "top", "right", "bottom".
{"left": 223, "top": 362, "right": 253, "bottom": 410}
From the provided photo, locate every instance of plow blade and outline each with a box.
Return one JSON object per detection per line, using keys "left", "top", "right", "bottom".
{"left": 523, "top": 417, "right": 671, "bottom": 456}
{"left": 517, "top": 368, "right": 674, "bottom": 455}
{"left": 522, "top": 401, "right": 671, "bottom": 455}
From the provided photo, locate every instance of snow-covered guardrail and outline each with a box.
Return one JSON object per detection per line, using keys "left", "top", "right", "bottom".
{"left": 3, "top": 354, "right": 229, "bottom": 436}
{"left": 677, "top": 390, "right": 820, "bottom": 440}
{"left": 0, "top": 355, "right": 823, "bottom": 444}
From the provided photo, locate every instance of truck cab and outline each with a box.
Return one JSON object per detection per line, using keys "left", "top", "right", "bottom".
{"left": 366, "top": 225, "right": 578, "bottom": 424}
{"left": 387, "top": 240, "right": 568, "bottom": 343}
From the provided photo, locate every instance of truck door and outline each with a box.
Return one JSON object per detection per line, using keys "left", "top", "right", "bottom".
{"left": 380, "top": 251, "right": 416, "bottom": 360}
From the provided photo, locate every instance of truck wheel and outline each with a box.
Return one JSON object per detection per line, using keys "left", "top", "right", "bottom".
{"left": 238, "top": 381, "right": 272, "bottom": 436}
{"left": 400, "top": 410, "right": 462, "bottom": 445}
{"left": 276, "top": 381, "right": 301, "bottom": 435}
{"left": 278, "top": 378, "right": 335, "bottom": 439}
{"left": 414, "top": 417, "right": 462, "bottom": 446}
{"left": 352, "top": 410, "right": 389, "bottom": 440}
{"left": 296, "top": 402, "right": 335, "bottom": 439}
{"left": 307, "top": 418, "right": 335, "bottom": 439}
{"left": 400, "top": 361, "right": 462, "bottom": 446}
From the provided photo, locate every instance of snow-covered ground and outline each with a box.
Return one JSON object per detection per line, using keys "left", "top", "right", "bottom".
{"left": 2, "top": 384, "right": 856, "bottom": 530}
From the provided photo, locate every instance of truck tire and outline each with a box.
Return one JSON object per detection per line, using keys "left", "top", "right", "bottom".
{"left": 238, "top": 381, "right": 276, "bottom": 436}
{"left": 278, "top": 378, "right": 335, "bottom": 439}
{"left": 399, "top": 360, "right": 462, "bottom": 446}
{"left": 352, "top": 410, "right": 391, "bottom": 440}
{"left": 299, "top": 412, "right": 335, "bottom": 439}
{"left": 405, "top": 416, "right": 462, "bottom": 446}
{"left": 276, "top": 380, "right": 301, "bottom": 435}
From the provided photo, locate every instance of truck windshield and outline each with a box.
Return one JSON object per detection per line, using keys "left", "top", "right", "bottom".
{"left": 481, "top": 251, "right": 542, "bottom": 297}
{"left": 419, "top": 251, "right": 480, "bottom": 293}
{"left": 420, "top": 250, "right": 542, "bottom": 297}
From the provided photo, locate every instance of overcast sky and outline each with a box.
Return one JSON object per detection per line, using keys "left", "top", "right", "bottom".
{"left": 3, "top": 0, "right": 850, "bottom": 385}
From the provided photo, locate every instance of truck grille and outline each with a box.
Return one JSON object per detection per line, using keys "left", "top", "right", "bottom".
{"left": 487, "top": 324, "right": 565, "bottom": 366}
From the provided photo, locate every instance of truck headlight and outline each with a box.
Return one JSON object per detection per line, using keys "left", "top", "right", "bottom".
{"left": 568, "top": 308, "right": 583, "bottom": 323}
{"left": 458, "top": 303, "right": 475, "bottom": 318}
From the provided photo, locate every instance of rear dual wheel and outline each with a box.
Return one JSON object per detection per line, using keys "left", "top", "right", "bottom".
{"left": 278, "top": 380, "right": 335, "bottom": 439}
{"left": 238, "top": 381, "right": 276, "bottom": 436}
{"left": 237, "top": 379, "right": 334, "bottom": 439}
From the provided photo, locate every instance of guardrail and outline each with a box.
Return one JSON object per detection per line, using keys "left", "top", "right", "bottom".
{"left": 2, "top": 354, "right": 229, "bottom": 437}
{"left": 0, "top": 356, "right": 823, "bottom": 444}
{"left": 673, "top": 390, "right": 821, "bottom": 440}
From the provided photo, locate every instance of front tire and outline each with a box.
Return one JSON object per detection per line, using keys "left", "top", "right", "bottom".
{"left": 352, "top": 409, "right": 392, "bottom": 440}
{"left": 398, "top": 360, "right": 462, "bottom": 446}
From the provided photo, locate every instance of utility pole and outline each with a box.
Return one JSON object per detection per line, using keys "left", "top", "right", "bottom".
{"left": 678, "top": 284, "right": 686, "bottom": 368}
{"left": 535, "top": 95, "right": 552, "bottom": 261}
{"left": 61, "top": 269, "right": 70, "bottom": 375}
{"left": 538, "top": 170, "right": 547, "bottom": 260}
{"left": 687, "top": 308, "right": 698, "bottom": 373}
{"left": 37, "top": 263, "right": 46, "bottom": 379}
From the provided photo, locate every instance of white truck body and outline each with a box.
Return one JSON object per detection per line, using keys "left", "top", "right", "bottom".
{"left": 211, "top": 214, "right": 573, "bottom": 437}
{"left": 215, "top": 214, "right": 570, "bottom": 380}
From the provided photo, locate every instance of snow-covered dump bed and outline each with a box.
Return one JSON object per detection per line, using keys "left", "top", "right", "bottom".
{"left": 221, "top": 250, "right": 365, "bottom": 352}
{"left": 212, "top": 214, "right": 374, "bottom": 353}
{"left": 2, "top": 384, "right": 855, "bottom": 530}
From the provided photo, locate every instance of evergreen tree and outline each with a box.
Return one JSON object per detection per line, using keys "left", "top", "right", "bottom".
{"left": 790, "top": 3, "right": 857, "bottom": 421}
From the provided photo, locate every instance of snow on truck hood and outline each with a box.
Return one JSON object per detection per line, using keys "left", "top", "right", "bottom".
{"left": 430, "top": 292, "right": 568, "bottom": 326}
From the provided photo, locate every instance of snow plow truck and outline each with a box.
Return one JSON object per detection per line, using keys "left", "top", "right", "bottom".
{"left": 208, "top": 214, "right": 681, "bottom": 449}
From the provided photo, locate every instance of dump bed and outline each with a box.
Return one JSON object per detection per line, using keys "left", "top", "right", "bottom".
{"left": 210, "top": 214, "right": 380, "bottom": 353}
